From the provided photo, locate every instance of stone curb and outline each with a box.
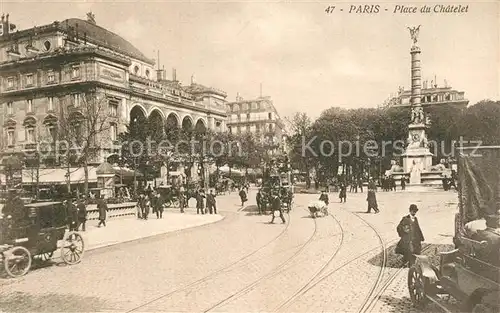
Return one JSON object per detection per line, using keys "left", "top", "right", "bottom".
{"left": 86, "top": 215, "right": 226, "bottom": 252}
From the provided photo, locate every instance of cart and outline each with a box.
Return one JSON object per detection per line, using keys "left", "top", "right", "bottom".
{"left": 407, "top": 146, "right": 500, "bottom": 313}
{"left": 0, "top": 201, "right": 84, "bottom": 278}
{"left": 157, "top": 185, "right": 180, "bottom": 208}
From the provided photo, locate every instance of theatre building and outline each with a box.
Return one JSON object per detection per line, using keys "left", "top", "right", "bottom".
{"left": 0, "top": 13, "right": 227, "bottom": 194}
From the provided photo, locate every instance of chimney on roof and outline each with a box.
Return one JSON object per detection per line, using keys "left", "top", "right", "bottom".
{"left": 191, "top": 73, "right": 196, "bottom": 85}
{"left": 423, "top": 80, "right": 427, "bottom": 89}
{"left": 156, "top": 68, "right": 165, "bottom": 82}
{"left": 1, "top": 14, "right": 4, "bottom": 23}
{"left": 444, "top": 79, "right": 448, "bottom": 88}
{"left": 172, "top": 68, "right": 177, "bottom": 82}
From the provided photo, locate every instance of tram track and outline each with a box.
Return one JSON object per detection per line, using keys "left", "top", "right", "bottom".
{"left": 202, "top": 206, "right": 321, "bottom": 312}
{"left": 272, "top": 210, "right": 345, "bottom": 312}
{"left": 125, "top": 211, "right": 292, "bottom": 313}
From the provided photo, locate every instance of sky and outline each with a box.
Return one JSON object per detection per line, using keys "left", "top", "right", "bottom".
{"left": 1, "top": 0, "right": 499, "bottom": 119}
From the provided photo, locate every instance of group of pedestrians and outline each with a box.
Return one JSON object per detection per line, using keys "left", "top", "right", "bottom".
{"left": 136, "top": 192, "right": 164, "bottom": 220}
{"left": 195, "top": 189, "right": 217, "bottom": 215}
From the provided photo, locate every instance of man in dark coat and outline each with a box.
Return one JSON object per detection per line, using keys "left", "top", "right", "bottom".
{"left": 206, "top": 189, "right": 217, "bottom": 214}
{"left": 154, "top": 193, "right": 163, "bottom": 219}
{"left": 179, "top": 188, "right": 186, "bottom": 213}
{"left": 319, "top": 191, "right": 329, "bottom": 205}
{"left": 239, "top": 188, "right": 247, "bottom": 207}
{"left": 269, "top": 192, "right": 285, "bottom": 224}
{"left": 196, "top": 189, "right": 205, "bottom": 214}
{"left": 77, "top": 197, "right": 87, "bottom": 231}
{"left": 396, "top": 204, "right": 425, "bottom": 266}
{"left": 400, "top": 176, "right": 406, "bottom": 191}
{"left": 338, "top": 183, "right": 347, "bottom": 203}
{"left": 366, "top": 180, "right": 379, "bottom": 213}
{"left": 97, "top": 195, "right": 108, "bottom": 227}
{"left": 66, "top": 199, "right": 78, "bottom": 231}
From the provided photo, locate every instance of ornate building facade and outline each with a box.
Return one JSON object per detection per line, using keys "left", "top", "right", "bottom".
{"left": 0, "top": 14, "right": 227, "bottom": 167}
{"left": 381, "top": 80, "right": 468, "bottom": 109}
{"left": 226, "top": 96, "right": 286, "bottom": 155}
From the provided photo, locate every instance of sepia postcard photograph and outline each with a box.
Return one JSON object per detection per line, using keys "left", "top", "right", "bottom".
{"left": 0, "top": 0, "right": 499, "bottom": 312}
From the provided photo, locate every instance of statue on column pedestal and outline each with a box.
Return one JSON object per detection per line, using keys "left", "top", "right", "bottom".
{"left": 411, "top": 106, "right": 425, "bottom": 124}
{"left": 407, "top": 25, "right": 421, "bottom": 45}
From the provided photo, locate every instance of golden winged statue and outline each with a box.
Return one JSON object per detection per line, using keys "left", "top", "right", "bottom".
{"left": 407, "top": 25, "right": 421, "bottom": 45}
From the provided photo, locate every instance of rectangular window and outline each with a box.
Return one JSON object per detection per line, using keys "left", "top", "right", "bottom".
{"left": 47, "top": 70, "right": 55, "bottom": 83}
{"left": 26, "top": 128, "right": 35, "bottom": 143}
{"left": 7, "top": 129, "right": 15, "bottom": 146}
{"left": 237, "top": 114, "right": 241, "bottom": 121}
{"left": 269, "top": 124, "right": 273, "bottom": 131}
{"left": 27, "top": 99, "right": 33, "bottom": 113}
{"left": 228, "top": 126, "right": 232, "bottom": 134}
{"left": 268, "top": 112, "right": 272, "bottom": 119}
{"left": 48, "top": 97, "right": 54, "bottom": 111}
{"left": 7, "top": 77, "right": 14, "bottom": 89}
{"left": 109, "top": 101, "right": 118, "bottom": 117}
{"left": 110, "top": 123, "right": 117, "bottom": 141}
{"left": 246, "top": 113, "right": 250, "bottom": 120}
{"left": 48, "top": 126, "right": 57, "bottom": 141}
{"left": 73, "top": 94, "right": 80, "bottom": 107}
{"left": 7, "top": 102, "right": 13, "bottom": 115}
{"left": 26, "top": 73, "right": 34, "bottom": 86}
{"left": 72, "top": 66, "right": 80, "bottom": 79}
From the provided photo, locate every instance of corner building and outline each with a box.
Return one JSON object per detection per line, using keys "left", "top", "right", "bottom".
{"left": 0, "top": 14, "right": 228, "bottom": 171}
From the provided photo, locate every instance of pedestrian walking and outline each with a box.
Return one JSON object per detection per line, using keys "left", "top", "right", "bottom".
{"left": 319, "top": 190, "right": 329, "bottom": 205}
{"left": 143, "top": 196, "right": 151, "bottom": 220}
{"left": 269, "top": 192, "right": 285, "bottom": 224}
{"left": 196, "top": 189, "right": 205, "bottom": 214}
{"left": 66, "top": 198, "right": 78, "bottom": 231}
{"left": 239, "top": 188, "right": 248, "bottom": 207}
{"left": 97, "top": 195, "right": 108, "bottom": 227}
{"left": 179, "top": 189, "right": 186, "bottom": 213}
{"left": 366, "top": 180, "right": 379, "bottom": 213}
{"left": 396, "top": 204, "right": 425, "bottom": 266}
{"left": 77, "top": 197, "right": 87, "bottom": 231}
{"left": 206, "top": 189, "right": 217, "bottom": 214}
{"left": 339, "top": 183, "right": 347, "bottom": 203}
{"left": 154, "top": 193, "right": 163, "bottom": 219}
{"left": 136, "top": 194, "right": 144, "bottom": 219}
{"left": 256, "top": 189, "right": 263, "bottom": 215}
{"left": 400, "top": 176, "right": 406, "bottom": 191}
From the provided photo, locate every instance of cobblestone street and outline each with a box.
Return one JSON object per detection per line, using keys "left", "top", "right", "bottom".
{"left": 0, "top": 189, "right": 460, "bottom": 312}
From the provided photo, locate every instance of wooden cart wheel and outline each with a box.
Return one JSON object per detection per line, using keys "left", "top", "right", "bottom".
{"left": 4, "top": 246, "right": 32, "bottom": 278}
{"left": 408, "top": 266, "right": 429, "bottom": 309}
{"left": 172, "top": 199, "right": 179, "bottom": 207}
{"left": 61, "top": 232, "right": 84, "bottom": 265}
{"left": 164, "top": 200, "right": 172, "bottom": 208}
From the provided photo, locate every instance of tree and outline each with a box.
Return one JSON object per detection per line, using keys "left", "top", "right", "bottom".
{"left": 286, "top": 112, "right": 314, "bottom": 187}
{"left": 459, "top": 100, "right": 500, "bottom": 145}
{"left": 57, "top": 89, "right": 115, "bottom": 196}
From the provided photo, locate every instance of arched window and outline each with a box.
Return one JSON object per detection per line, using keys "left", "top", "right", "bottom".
{"left": 134, "top": 65, "right": 139, "bottom": 75}
{"left": 145, "top": 69, "right": 150, "bottom": 78}
{"left": 6, "top": 128, "right": 16, "bottom": 146}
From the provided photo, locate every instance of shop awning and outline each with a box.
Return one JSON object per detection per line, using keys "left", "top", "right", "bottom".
{"left": 21, "top": 167, "right": 98, "bottom": 185}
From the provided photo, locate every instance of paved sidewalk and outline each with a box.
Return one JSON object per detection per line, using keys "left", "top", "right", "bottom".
{"left": 82, "top": 212, "right": 224, "bottom": 251}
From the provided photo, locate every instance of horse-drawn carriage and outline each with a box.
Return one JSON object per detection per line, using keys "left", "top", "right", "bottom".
{"left": 156, "top": 185, "right": 180, "bottom": 208}
{"left": 0, "top": 200, "right": 84, "bottom": 278}
{"left": 408, "top": 146, "right": 500, "bottom": 312}
{"left": 259, "top": 174, "right": 293, "bottom": 213}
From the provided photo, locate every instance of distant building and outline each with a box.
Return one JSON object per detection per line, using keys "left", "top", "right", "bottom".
{"left": 381, "top": 80, "right": 468, "bottom": 109}
{"left": 226, "top": 96, "right": 286, "bottom": 155}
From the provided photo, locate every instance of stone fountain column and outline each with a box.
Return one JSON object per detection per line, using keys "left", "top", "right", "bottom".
{"left": 402, "top": 26, "right": 433, "bottom": 184}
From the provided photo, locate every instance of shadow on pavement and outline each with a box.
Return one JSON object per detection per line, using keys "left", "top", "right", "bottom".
{"left": 368, "top": 243, "right": 455, "bottom": 269}
{"left": 240, "top": 204, "right": 258, "bottom": 212}
{"left": 0, "top": 291, "right": 114, "bottom": 312}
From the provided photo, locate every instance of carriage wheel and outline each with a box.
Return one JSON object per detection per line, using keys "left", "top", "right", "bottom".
{"left": 408, "top": 266, "right": 428, "bottom": 309}
{"left": 164, "top": 200, "right": 172, "bottom": 208}
{"left": 4, "top": 246, "right": 32, "bottom": 278}
{"left": 61, "top": 232, "right": 84, "bottom": 265}
{"left": 172, "top": 199, "right": 180, "bottom": 207}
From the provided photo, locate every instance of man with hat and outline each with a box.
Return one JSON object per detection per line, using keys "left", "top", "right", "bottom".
{"left": 269, "top": 191, "right": 285, "bottom": 224}
{"left": 396, "top": 204, "right": 425, "bottom": 266}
